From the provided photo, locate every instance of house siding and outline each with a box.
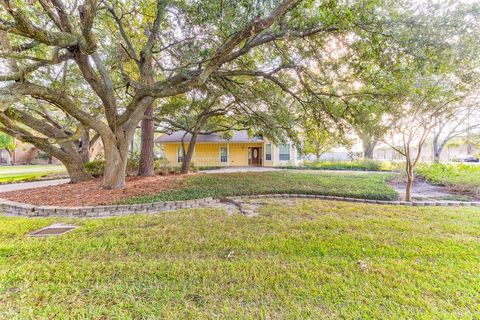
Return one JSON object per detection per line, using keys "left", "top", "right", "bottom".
{"left": 160, "top": 142, "right": 264, "bottom": 167}
{"left": 157, "top": 135, "right": 303, "bottom": 167}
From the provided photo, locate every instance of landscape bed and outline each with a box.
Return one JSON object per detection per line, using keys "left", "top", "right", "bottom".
{"left": 286, "top": 160, "right": 403, "bottom": 172}
{"left": 417, "top": 163, "right": 480, "bottom": 197}
{"left": 0, "top": 171, "right": 398, "bottom": 207}
{"left": 1, "top": 200, "right": 479, "bottom": 318}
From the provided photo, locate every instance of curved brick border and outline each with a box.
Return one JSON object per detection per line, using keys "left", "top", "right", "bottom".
{"left": 1, "top": 194, "right": 479, "bottom": 217}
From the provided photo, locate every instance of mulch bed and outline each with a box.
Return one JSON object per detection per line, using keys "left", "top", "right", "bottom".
{"left": 0, "top": 174, "right": 190, "bottom": 207}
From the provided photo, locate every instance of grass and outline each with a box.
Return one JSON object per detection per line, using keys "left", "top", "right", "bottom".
{"left": 417, "top": 163, "right": 480, "bottom": 197}
{"left": 1, "top": 200, "right": 479, "bottom": 318}
{"left": 0, "top": 165, "right": 66, "bottom": 184}
{"left": 118, "top": 171, "right": 398, "bottom": 204}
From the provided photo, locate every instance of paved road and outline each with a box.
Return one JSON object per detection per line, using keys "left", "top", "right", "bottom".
{"left": 0, "top": 179, "right": 69, "bottom": 193}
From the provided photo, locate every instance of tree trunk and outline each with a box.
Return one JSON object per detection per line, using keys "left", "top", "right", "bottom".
{"left": 432, "top": 133, "right": 440, "bottom": 163}
{"left": 80, "top": 129, "right": 90, "bottom": 163}
{"left": 405, "top": 162, "right": 414, "bottom": 202}
{"left": 40, "top": 145, "right": 92, "bottom": 183}
{"left": 7, "top": 150, "right": 14, "bottom": 165}
{"left": 433, "top": 142, "right": 446, "bottom": 163}
{"left": 139, "top": 103, "right": 154, "bottom": 176}
{"left": 362, "top": 139, "right": 377, "bottom": 159}
{"left": 181, "top": 132, "right": 198, "bottom": 173}
{"left": 315, "top": 143, "right": 321, "bottom": 161}
{"left": 102, "top": 137, "right": 130, "bottom": 189}
{"left": 64, "top": 158, "right": 93, "bottom": 183}
{"left": 433, "top": 151, "right": 440, "bottom": 163}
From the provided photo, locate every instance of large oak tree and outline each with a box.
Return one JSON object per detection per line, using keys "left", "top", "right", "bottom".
{"left": 0, "top": 0, "right": 349, "bottom": 188}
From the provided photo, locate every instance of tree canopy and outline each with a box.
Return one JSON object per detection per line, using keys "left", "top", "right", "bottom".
{"left": 0, "top": 0, "right": 479, "bottom": 189}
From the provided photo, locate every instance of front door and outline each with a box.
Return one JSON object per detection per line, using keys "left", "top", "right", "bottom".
{"left": 249, "top": 147, "right": 261, "bottom": 166}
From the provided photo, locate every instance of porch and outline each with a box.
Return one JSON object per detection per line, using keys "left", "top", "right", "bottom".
{"left": 161, "top": 142, "right": 265, "bottom": 167}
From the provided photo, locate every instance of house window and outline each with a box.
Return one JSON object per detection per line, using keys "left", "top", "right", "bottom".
{"left": 220, "top": 146, "right": 228, "bottom": 163}
{"left": 177, "top": 146, "right": 184, "bottom": 163}
{"left": 297, "top": 147, "right": 302, "bottom": 160}
{"left": 279, "top": 144, "right": 290, "bottom": 161}
{"left": 265, "top": 143, "right": 272, "bottom": 161}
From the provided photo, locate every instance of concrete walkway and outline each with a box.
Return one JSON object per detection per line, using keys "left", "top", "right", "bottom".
{"left": 390, "top": 180, "right": 463, "bottom": 201}
{"left": 200, "top": 167, "right": 282, "bottom": 174}
{"left": 0, "top": 179, "right": 69, "bottom": 193}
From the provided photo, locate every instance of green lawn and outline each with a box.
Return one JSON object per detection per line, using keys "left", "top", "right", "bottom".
{"left": 0, "top": 165, "right": 66, "bottom": 183}
{"left": 1, "top": 200, "right": 479, "bottom": 318}
{"left": 119, "top": 171, "right": 398, "bottom": 204}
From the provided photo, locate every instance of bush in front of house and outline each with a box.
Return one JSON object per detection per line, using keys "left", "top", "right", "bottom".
{"left": 417, "top": 163, "right": 480, "bottom": 196}
{"left": 154, "top": 158, "right": 175, "bottom": 175}
{"left": 85, "top": 157, "right": 175, "bottom": 177}
{"left": 84, "top": 159, "right": 105, "bottom": 177}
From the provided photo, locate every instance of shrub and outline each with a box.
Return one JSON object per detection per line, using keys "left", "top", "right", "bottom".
{"left": 417, "top": 163, "right": 480, "bottom": 196}
{"left": 154, "top": 158, "right": 171, "bottom": 175}
{"left": 360, "top": 160, "right": 382, "bottom": 171}
{"left": 126, "top": 158, "right": 139, "bottom": 173}
{"left": 291, "top": 160, "right": 390, "bottom": 171}
{"left": 197, "top": 166, "right": 223, "bottom": 171}
{"left": 84, "top": 159, "right": 105, "bottom": 177}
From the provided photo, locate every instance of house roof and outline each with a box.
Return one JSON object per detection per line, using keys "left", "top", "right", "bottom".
{"left": 155, "top": 130, "right": 264, "bottom": 143}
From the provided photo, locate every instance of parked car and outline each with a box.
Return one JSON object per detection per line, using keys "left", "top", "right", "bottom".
{"left": 454, "top": 155, "right": 480, "bottom": 163}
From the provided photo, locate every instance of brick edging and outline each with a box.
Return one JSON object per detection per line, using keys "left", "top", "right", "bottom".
{"left": 0, "top": 197, "right": 219, "bottom": 217}
{"left": 1, "top": 194, "right": 479, "bottom": 218}
{"left": 231, "top": 194, "right": 480, "bottom": 207}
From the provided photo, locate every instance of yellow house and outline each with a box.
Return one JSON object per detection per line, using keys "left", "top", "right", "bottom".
{"left": 155, "top": 130, "right": 303, "bottom": 167}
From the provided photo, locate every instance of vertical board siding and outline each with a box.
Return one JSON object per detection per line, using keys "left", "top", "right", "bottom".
{"left": 160, "top": 142, "right": 264, "bottom": 167}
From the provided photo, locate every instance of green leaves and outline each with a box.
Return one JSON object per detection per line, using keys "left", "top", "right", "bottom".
{"left": 0, "top": 133, "right": 15, "bottom": 151}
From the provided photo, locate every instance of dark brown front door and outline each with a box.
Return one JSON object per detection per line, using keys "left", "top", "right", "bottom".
{"left": 249, "top": 147, "right": 261, "bottom": 166}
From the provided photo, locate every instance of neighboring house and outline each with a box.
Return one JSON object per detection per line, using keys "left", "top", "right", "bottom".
{"left": 155, "top": 130, "right": 303, "bottom": 167}
{"left": 373, "top": 141, "right": 480, "bottom": 162}
{"left": 0, "top": 139, "right": 60, "bottom": 165}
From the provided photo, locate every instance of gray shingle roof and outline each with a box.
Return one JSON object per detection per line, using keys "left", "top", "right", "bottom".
{"left": 155, "top": 130, "right": 263, "bottom": 143}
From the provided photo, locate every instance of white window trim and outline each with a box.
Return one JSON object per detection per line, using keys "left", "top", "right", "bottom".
{"left": 265, "top": 143, "right": 272, "bottom": 161}
{"left": 278, "top": 143, "right": 291, "bottom": 161}
{"left": 220, "top": 145, "right": 228, "bottom": 165}
{"left": 177, "top": 145, "right": 184, "bottom": 163}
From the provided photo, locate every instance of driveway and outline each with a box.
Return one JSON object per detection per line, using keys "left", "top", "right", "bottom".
{"left": 0, "top": 179, "right": 69, "bottom": 193}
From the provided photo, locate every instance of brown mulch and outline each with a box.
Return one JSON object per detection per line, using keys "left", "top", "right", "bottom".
{"left": 0, "top": 174, "right": 190, "bottom": 207}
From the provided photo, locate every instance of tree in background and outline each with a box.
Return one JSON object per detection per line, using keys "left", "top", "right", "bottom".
{"left": 0, "top": 102, "right": 93, "bottom": 182}
{"left": 432, "top": 100, "right": 480, "bottom": 162}
{"left": 303, "top": 118, "right": 349, "bottom": 160}
{"left": 384, "top": 77, "right": 461, "bottom": 201}
{"left": 345, "top": 99, "right": 393, "bottom": 159}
